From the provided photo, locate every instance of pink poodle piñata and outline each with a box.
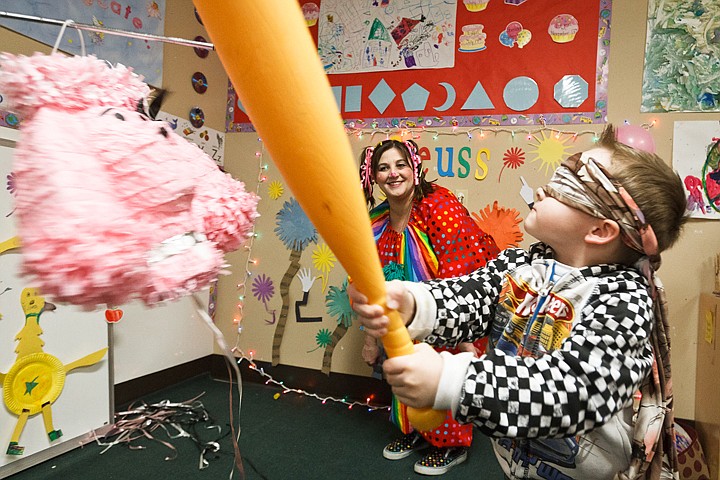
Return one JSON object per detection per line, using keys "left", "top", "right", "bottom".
{"left": 0, "top": 53, "right": 259, "bottom": 308}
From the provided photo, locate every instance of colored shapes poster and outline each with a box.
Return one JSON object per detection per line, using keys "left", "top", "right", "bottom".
{"left": 228, "top": 0, "right": 611, "bottom": 131}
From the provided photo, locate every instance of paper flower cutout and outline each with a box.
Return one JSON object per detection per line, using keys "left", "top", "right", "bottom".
{"left": 307, "top": 328, "right": 333, "bottom": 353}
{"left": 312, "top": 243, "right": 336, "bottom": 292}
{"left": 251, "top": 273, "right": 275, "bottom": 305}
{"left": 499, "top": 147, "right": 525, "bottom": 182}
{"left": 268, "top": 180, "right": 284, "bottom": 200}
{"left": 325, "top": 280, "right": 355, "bottom": 328}
{"left": 274, "top": 198, "right": 318, "bottom": 251}
{"left": 251, "top": 273, "right": 277, "bottom": 324}
{"left": 315, "top": 328, "right": 333, "bottom": 347}
{"left": 5, "top": 172, "right": 17, "bottom": 217}
{"left": 472, "top": 201, "right": 524, "bottom": 250}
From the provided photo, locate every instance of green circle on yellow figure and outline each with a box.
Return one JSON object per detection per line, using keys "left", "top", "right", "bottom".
{"left": 3, "top": 353, "right": 66, "bottom": 415}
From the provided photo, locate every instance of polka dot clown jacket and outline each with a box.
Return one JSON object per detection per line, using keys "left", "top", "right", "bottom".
{"left": 370, "top": 184, "right": 499, "bottom": 281}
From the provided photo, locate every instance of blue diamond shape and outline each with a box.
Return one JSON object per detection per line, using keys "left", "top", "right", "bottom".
{"left": 369, "top": 79, "right": 396, "bottom": 114}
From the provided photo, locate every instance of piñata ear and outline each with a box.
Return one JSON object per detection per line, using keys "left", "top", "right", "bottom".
{"left": 148, "top": 88, "right": 169, "bottom": 119}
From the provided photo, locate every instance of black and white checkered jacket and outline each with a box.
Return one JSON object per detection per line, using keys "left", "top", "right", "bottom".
{"left": 405, "top": 244, "right": 655, "bottom": 479}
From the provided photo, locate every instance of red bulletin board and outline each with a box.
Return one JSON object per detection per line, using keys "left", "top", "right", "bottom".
{"left": 226, "top": 0, "right": 611, "bottom": 132}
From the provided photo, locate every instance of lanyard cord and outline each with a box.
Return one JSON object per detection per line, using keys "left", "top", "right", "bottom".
{"left": 521, "top": 261, "right": 557, "bottom": 352}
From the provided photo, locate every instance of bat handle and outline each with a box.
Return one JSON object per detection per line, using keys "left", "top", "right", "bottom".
{"left": 381, "top": 309, "right": 447, "bottom": 432}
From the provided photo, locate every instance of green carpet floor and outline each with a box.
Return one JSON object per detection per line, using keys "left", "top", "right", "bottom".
{"left": 6, "top": 374, "right": 506, "bottom": 479}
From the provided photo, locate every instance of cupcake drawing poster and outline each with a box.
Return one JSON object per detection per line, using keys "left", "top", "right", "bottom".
{"left": 229, "top": 0, "right": 611, "bottom": 131}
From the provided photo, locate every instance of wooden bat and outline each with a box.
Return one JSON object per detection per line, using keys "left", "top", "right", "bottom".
{"left": 193, "top": 1, "right": 445, "bottom": 431}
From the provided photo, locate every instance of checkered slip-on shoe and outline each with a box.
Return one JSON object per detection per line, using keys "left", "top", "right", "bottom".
{"left": 382, "top": 431, "right": 429, "bottom": 460}
{"left": 413, "top": 447, "right": 468, "bottom": 475}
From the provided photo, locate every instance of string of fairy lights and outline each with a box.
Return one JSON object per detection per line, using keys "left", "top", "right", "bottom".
{"left": 343, "top": 119, "right": 657, "bottom": 143}
{"left": 347, "top": 125, "right": 602, "bottom": 143}
{"left": 231, "top": 138, "right": 268, "bottom": 332}
{"left": 234, "top": 349, "right": 389, "bottom": 411}
{"left": 229, "top": 121, "right": 656, "bottom": 408}
{"left": 227, "top": 137, "right": 391, "bottom": 410}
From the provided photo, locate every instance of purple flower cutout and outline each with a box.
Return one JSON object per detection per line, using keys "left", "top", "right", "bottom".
{"left": 251, "top": 274, "right": 275, "bottom": 305}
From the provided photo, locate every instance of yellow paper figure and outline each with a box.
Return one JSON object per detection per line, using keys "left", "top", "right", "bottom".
{"left": 0, "top": 288, "right": 107, "bottom": 455}
{"left": 0, "top": 236, "right": 20, "bottom": 255}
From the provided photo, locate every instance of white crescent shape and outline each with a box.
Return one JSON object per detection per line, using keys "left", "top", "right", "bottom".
{"left": 433, "top": 82, "right": 456, "bottom": 112}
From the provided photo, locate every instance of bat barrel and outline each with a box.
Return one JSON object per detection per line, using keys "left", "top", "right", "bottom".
{"left": 193, "top": 0, "right": 445, "bottom": 432}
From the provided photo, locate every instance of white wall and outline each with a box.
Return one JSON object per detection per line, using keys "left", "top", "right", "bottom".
{"left": 111, "top": 293, "right": 214, "bottom": 384}
{"left": 0, "top": 126, "right": 111, "bottom": 474}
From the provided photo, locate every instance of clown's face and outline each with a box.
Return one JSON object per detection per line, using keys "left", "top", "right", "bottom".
{"left": 374, "top": 147, "right": 414, "bottom": 204}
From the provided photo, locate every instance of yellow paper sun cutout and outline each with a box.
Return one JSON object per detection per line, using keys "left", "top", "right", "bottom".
{"left": 527, "top": 130, "right": 574, "bottom": 175}
{"left": 4, "top": 353, "right": 65, "bottom": 415}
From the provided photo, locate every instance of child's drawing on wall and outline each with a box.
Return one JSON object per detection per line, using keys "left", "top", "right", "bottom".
{"left": 673, "top": 121, "right": 720, "bottom": 218}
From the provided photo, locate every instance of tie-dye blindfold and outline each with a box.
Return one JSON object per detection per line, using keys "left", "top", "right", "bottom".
{"left": 543, "top": 152, "right": 660, "bottom": 269}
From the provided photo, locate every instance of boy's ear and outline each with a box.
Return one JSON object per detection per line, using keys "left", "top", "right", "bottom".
{"left": 585, "top": 219, "right": 621, "bottom": 245}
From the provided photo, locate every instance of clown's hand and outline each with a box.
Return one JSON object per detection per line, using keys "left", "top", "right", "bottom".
{"left": 348, "top": 279, "right": 415, "bottom": 339}
{"left": 362, "top": 334, "right": 380, "bottom": 365}
{"left": 297, "top": 268, "right": 317, "bottom": 293}
{"left": 383, "top": 342, "right": 442, "bottom": 409}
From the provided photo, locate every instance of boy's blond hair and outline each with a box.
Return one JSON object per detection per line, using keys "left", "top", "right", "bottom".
{"left": 598, "top": 124, "right": 687, "bottom": 253}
